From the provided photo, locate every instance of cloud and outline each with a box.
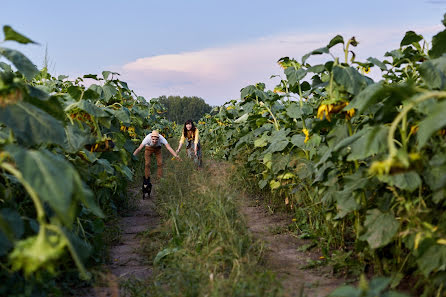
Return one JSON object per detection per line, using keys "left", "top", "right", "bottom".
{"left": 118, "top": 24, "right": 442, "bottom": 106}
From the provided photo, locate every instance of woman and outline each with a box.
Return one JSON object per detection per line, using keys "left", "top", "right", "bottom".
{"left": 176, "top": 120, "right": 202, "bottom": 167}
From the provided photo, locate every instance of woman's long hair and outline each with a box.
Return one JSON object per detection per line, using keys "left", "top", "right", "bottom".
{"left": 183, "top": 119, "right": 196, "bottom": 138}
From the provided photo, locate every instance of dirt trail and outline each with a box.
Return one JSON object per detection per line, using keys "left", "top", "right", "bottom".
{"left": 241, "top": 201, "right": 345, "bottom": 297}
{"left": 81, "top": 187, "right": 159, "bottom": 297}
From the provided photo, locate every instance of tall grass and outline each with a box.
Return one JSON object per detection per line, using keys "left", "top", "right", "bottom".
{"left": 141, "top": 158, "right": 283, "bottom": 297}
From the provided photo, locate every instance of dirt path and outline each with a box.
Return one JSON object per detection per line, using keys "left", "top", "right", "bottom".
{"left": 81, "top": 187, "right": 159, "bottom": 297}
{"left": 241, "top": 200, "right": 345, "bottom": 297}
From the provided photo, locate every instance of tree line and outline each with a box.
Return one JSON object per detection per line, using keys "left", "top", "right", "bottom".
{"left": 156, "top": 95, "right": 213, "bottom": 124}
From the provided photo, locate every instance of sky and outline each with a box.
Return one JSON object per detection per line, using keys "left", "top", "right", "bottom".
{"left": 1, "top": 1, "right": 446, "bottom": 106}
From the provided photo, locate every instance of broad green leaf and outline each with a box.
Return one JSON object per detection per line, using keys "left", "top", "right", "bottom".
{"left": 7, "top": 147, "right": 76, "bottom": 225}
{"left": 347, "top": 126, "right": 388, "bottom": 161}
{"left": 234, "top": 113, "right": 249, "bottom": 123}
{"left": 102, "top": 70, "right": 111, "bottom": 80}
{"left": 419, "top": 56, "right": 446, "bottom": 90}
{"left": 154, "top": 248, "right": 178, "bottom": 265}
{"left": 0, "top": 101, "right": 65, "bottom": 146}
{"left": 429, "top": 29, "right": 446, "bottom": 58}
{"left": 3, "top": 25, "right": 36, "bottom": 44}
{"left": 254, "top": 133, "right": 269, "bottom": 148}
{"left": 302, "top": 47, "right": 329, "bottom": 64}
{"left": 286, "top": 103, "right": 302, "bottom": 119}
{"left": 348, "top": 82, "right": 385, "bottom": 113}
{"left": 360, "top": 209, "right": 400, "bottom": 249}
{"left": 270, "top": 180, "right": 280, "bottom": 190}
{"left": 102, "top": 84, "right": 118, "bottom": 102}
{"left": 67, "top": 86, "right": 83, "bottom": 101}
{"left": 334, "top": 193, "right": 359, "bottom": 219}
{"left": 307, "top": 64, "right": 325, "bottom": 73}
{"left": 65, "top": 100, "right": 110, "bottom": 118}
{"left": 327, "top": 35, "right": 344, "bottom": 49}
{"left": 0, "top": 47, "right": 39, "bottom": 80}
{"left": 328, "top": 285, "right": 359, "bottom": 297}
{"left": 0, "top": 208, "right": 24, "bottom": 242}
{"left": 109, "top": 107, "right": 131, "bottom": 124}
{"left": 417, "top": 244, "right": 446, "bottom": 276}
{"left": 333, "top": 66, "right": 369, "bottom": 95}
{"left": 267, "top": 140, "right": 289, "bottom": 153}
{"left": 417, "top": 100, "right": 446, "bottom": 148}
{"left": 291, "top": 134, "right": 305, "bottom": 148}
{"left": 367, "top": 57, "right": 387, "bottom": 71}
{"left": 272, "top": 154, "right": 289, "bottom": 174}
{"left": 378, "top": 172, "right": 422, "bottom": 192}
{"left": 400, "top": 31, "right": 423, "bottom": 47}
{"left": 64, "top": 123, "right": 95, "bottom": 153}
{"left": 285, "top": 67, "right": 306, "bottom": 86}
{"left": 25, "top": 93, "right": 66, "bottom": 122}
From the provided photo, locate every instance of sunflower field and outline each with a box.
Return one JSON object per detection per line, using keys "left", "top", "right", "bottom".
{"left": 199, "top": 15, "right": 446, "bottom": 296}
{"left": 0, "top": 26, "right": 174, "bottom": 295}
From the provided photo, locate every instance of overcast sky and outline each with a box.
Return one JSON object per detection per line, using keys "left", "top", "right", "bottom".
{"left": 1, "top": 1, "right": 445, "bottom": 105}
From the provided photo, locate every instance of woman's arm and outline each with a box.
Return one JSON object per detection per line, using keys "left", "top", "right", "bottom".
{"left": 194, "top": 129, "right": 199, "bottom": 155}
{"left": 176, "top": 131, "right": 186, "bottom": 153}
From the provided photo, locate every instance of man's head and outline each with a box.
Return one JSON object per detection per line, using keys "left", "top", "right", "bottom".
{"left": 151, "top": 130, "right": 160, "bottom": 143}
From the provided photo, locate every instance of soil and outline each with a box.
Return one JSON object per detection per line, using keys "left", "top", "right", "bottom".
{"left": 240, "top": 199, "right": 346, "bottom": 297}
{"left": 79, "top": 187, "right": 159, "bottom": 297}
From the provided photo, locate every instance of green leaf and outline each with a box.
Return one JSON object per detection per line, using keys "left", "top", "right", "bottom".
{"left": 400, "top": 31, "right": 423, "bottom": 47}
{"left": 333, "top": 66, "right": 369, "bottom": 95}
{"left": 64, "top": 123, "right": 95, "bottom": 153}
{"left": 154, "top": 248, "right": 178, "bottom": 265}
{"left": 286, "top": 102, "right": 302, "bottom": 118}
{"left": 271, "top": 154, "right": 289, "bottom": 174}
{"left": 3, "top": 25, "right": 37, "bottom": 44}
{"left": 0, "top": 101, "right": 66, "bottom": 146}
{"left": 378, "top": 172, "right": 422, "bottom": 192}
{"left": 7, "top": 147, "right": 76, "bottom": 225}
{"left": 0, "top": 47, "right": 39, "bottom": 80}
{"left": 360, "top": 209, "right": 400, "bottom": 249}
{"left": 417, "top": 244, "right": 446, "bottom": 276}
{"left": 419, "top": 56, "right": 446, "bottom": 90}
{"left": 329, "top": 286, "right": 360, "bottom": 297}
{"left": 367, "top": 57, "right": 387, "bottom": 71}
{"left": 65, "top": 100, "right": 110, "bottom": 118}
{"left": 102, "top": 84, "right": 118, "bottom": 103}
{"left": 429, "top": 29, "right": 446, "bottom": 59}
{"left": 285, "top": 67, "right": 306, "bottom": 86}
{"left": 417, "top": 100, "right": 446, "bottom": 148}
{"left": 327, "top": 35, "right": 344, "bottom": 49}
{"left": 348, "top": 82, "right": 385, "bottom": 113}
{"left": 291, "top": 134, "right": 306, "bottom": 148}
{"left": 302, "top": 47, "right": 329, "bottom": 64}
{"left": 347, "top": 126, "right": 388, "bottom": 161}
{"left": 335, "top": 193, "right": 359, "bottom": 219}
{"left": 254, "top": 133, "right": 269, "bottom": 148}
{"left": 67, "top": 86, "right": 83, "bottom": 101}
{"left": 109, "top": 107, "right": 131, "bottom": 125}
{"left": 267, "top": 140, "right": 289, "bottom": 153}
{"left": 0, "top": 208, "right": 24, "bottom": 242}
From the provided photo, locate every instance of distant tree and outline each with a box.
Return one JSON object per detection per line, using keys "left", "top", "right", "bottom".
{"left": 156, "top": 95, "right": 213, "bottom": 124}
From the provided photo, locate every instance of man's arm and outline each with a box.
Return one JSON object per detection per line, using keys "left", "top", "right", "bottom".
{"left": 133, "top": 143, "right": 144, "bottom": 156}
{"left": 165, "top": 143, "right": 180, "bottom": 159}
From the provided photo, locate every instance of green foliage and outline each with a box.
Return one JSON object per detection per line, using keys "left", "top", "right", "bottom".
{"left": 199, "top": 14, "right": 446, "bottom": 296}
{"left": 0, "top": 25, "right": 175, "bottom": 295}
{"left": 157, "top": 95, "right": 212, "bottom": 124}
